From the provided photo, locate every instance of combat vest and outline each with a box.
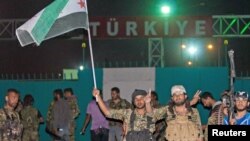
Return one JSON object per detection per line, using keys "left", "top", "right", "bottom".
{"left": 126, "top": 111, "right": 156, "bottom": 141}
{"left": 0, "top": 108, "right": 23, "bottom": 141}
{"left": 165, "top": 108, "right": 201, "bottom": 141}
{"left": 20, "top": 106, "right": 39, "bottom": 130}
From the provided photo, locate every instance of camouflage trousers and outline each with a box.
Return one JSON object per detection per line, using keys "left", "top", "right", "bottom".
{"left": 22, "top": 129, "right": 39, "bottom": 141}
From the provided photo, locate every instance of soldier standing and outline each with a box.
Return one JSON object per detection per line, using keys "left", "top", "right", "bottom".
{"left": 151, "top": 85, "right": 203, "bottom": 141}
{"left": 20, "top": 94, "right": 44, "bottom": 141}
{"left": 64, "top": 88, "right": 80, "bottom": 141}
{"left": 107, "top": 87, "right": 132, "bottom": 141}
{"left": 224, "top": 91, "right": 250, "bottom": 125}
{"left": 93, "top": 88, "right": 156, "bottom": 141}
{"left": 46, "top": 89, "right": 73, "bottom": 141}
{"left": 198, "top": 91, "right": 224, "bottom": 141}
{"left": 0, "top": 88, "right": 23, "bottom": 141}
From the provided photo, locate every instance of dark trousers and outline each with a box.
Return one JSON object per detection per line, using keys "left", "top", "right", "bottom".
{"left": 90, "top": 128, "right": 109, "bottom": 141}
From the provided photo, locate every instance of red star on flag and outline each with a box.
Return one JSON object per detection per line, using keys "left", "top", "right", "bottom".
{"left": 78, "top": 0, "right": 85, "bottom": 8}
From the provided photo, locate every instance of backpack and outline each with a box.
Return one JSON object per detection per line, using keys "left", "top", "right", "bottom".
{"left": 126, "top": 111, "right": 156, "bottom": 141}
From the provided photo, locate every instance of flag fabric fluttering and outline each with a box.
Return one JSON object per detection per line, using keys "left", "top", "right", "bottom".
{"left": 16, "top": 0, "right": 98, "bottom": 93}
{"left": 16, "top": 0, "right": 88, "bottom": 47}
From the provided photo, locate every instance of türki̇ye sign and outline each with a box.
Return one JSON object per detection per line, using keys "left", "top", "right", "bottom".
{"left": 89, "top": 16, "right": 212, "bottom": 38}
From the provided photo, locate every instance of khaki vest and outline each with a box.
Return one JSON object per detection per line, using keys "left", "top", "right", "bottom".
{"left": 165, "top": 110, "right": 200, "bottom": 141}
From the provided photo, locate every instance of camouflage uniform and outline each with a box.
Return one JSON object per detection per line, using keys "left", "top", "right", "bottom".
{"left": 107, "top": 99, "right": 131, "bottom": 141}
{"left": 66, "top": 96, "right": 80, "bottom": 141}
{"left": 153, "top": 106, "right": 203, "bottom": 141}
{"left": 20, "top": 105, "right": 40, "bottom": 141}
{"left": 46, "top": 101, "right": 55, "bottom": 131}
{"left": 14, "top": 101, "right": 23, "bottom": 114}
{"left": 108, "top": 99, "right": 132, "bottom": 126}
{"left": 151, "top": 102, "right": 166, "bottom": 141}
{"left": 0, "top": 107, "right": 23, "bottom": 141}
{"left": 107, "top": 109, "right": 156, "bottom": 136}
{"left": 204, "top": 102, "right": 224, "bottom": 141}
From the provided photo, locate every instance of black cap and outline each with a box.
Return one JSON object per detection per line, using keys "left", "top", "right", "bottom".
{"left": 132, "top": 89, "right": 147, "bottom": 102}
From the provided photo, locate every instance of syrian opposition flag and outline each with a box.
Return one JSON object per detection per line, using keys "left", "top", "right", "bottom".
{"left": 16, "top": 0, "right": 88, "bottom": 47}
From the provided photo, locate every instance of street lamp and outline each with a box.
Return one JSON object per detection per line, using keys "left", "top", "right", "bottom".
{"left": 188, "top": 61, "right": 192, "bottom": 66}
{"left": 207, "top": 44, "right": 213, "bottom": 50}
{"left": 188, "top": 47, "right": 197, "bottom": 55}
{"left": 79, "top": 65, "right": 84, "bottom": 71}
{"left": 181, "top": 44, "right": 186, "bottom": 49}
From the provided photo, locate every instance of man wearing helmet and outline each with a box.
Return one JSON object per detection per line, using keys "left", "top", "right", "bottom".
{"left": 224, "top": 91, "right": 250, "bottom": 125}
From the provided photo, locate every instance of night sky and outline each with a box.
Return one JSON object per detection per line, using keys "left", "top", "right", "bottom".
{"left": 0, "top": 0, "right": 250, "bottom": 75}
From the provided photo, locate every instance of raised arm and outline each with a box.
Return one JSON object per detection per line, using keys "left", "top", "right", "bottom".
{"left": 145, "top": 90, "right": 153, "bottom": 113}
{"left": 190, "top": 90, "right": 201, "bottom": 106}
{"left": 93, "top": 89, "right": 110, "bottom": 116}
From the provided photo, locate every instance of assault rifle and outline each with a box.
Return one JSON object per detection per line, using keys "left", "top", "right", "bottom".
{"left": 227, "top": 50, "right": 236, "bottom": 123}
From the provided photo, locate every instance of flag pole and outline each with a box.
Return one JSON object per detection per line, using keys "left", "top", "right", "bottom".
{"left": 85, "top": 0, "right": 98, "bottom": 101}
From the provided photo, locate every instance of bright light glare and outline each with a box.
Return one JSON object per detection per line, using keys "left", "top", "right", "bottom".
{"left": 161, "top": 5, "right": 171, "bottom": 14}
{"left": 207, "top": 44, "right": 213, "bottom": 50}
{"left": 188, "top": 47, "right": 197, "bottom": 55}
{"left": 79, "top": 65, "right": 84, "bottom": 71}
{"left": 181, "top": 44, "right": 186, "bottom": 49}
{"left": 188, "top": 61, "right": 192, "bottom": 65}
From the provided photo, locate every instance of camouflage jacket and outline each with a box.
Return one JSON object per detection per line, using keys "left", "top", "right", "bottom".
{"left": 0, "top": 107, "right": 23, "bottom": 141}
{"left": 107, "top": 98, "right": 132, "bottom": 126}
{"left": 20, "top": 106, "right": 40, "bottom": 130}
{"left": 152, "top": 103, "right": 167, "bottom": 141}
{"left": 107, "top": 109, "right": 156, "bottom": 134}
{"left": 207, "top": 102, "right": 224, "bottom": 125}
{"left": 204, "top": 102, "right": 224, "bottom": 141}
{"left": 66, "top": 96, "right": 80, "bottom": 119}
{"left": 46, "top": 101, "right": 54, "bottom": 127}
{"left": 14, "top": 102, "right": 23, "bottom": 114}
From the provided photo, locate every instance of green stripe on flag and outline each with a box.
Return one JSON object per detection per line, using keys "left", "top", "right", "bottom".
{"left": 31, "top": 0, "right": 68, "bottom": 45}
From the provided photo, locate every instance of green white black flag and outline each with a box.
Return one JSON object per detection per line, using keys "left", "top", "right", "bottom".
{"left": 16, "top": 0, "right": 88, "bottom": 46}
